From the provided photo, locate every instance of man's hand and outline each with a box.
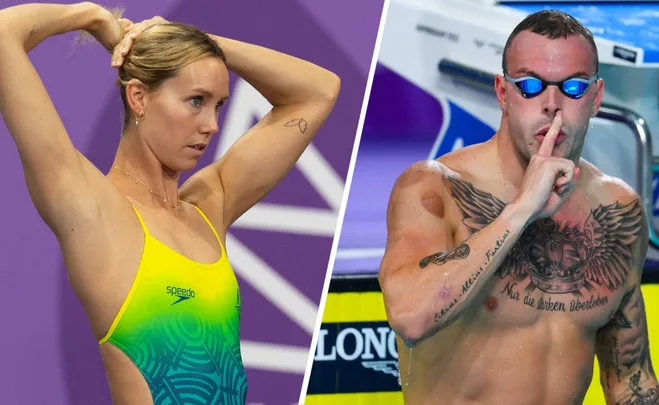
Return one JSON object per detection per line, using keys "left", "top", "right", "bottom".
{"left": 514, "top": 111, "right": 580, "bottom": 221}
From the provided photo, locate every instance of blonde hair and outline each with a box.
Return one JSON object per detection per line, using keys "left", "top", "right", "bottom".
{"left": 117, "top": 23, "right": 227, "bottom": 127}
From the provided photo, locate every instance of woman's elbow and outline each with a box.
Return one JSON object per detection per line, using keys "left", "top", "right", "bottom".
{"left": 316, "top": 71, "right": 341, "bottom": 105}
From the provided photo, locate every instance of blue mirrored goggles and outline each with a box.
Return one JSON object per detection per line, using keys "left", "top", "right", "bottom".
{"left": 504, "top": 73, "right": 598, "bottom": 100}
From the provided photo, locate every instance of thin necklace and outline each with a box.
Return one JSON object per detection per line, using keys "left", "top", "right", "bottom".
{"left": 112, "top": 166, "right": 169, "bottom": 204}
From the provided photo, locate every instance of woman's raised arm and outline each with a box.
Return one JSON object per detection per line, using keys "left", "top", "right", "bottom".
{"left": 0, "top": 2, "right": 124, "bottom": 234}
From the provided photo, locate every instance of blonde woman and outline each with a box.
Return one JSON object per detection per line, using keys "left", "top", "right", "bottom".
{"left": 0, "top": 2, "right": 340, "bottom": 404}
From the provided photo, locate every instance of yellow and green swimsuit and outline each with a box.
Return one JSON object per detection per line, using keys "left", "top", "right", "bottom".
{"left": 99, "top": 204, "right": 248, "bottom": 404}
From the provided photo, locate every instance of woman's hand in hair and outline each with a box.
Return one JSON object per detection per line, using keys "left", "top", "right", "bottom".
{"left": 111, "top": 16, "right": 169, "bottom": 68}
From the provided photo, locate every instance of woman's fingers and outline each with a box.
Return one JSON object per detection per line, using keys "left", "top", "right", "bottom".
{"left": 111, "top": 25, "right": 143, "bottom": 67}
{"left": 110, "top": 17, "right": 169, "bottom": 68}
{"left": 120, "top": 31, "right": 138, "bottom": 55}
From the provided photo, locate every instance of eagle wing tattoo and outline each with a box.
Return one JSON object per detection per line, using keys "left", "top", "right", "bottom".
{"left": 582, "top": 200, "right": 643, "bottom": 290}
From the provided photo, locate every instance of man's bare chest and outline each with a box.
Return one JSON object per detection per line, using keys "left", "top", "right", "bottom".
{"left": 447, "top": 177, "right": 643, "bottom": 328}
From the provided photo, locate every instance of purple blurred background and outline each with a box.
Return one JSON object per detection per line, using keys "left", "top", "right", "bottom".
{"left": 335, "top": 64, "right": 447, "bottom": 274}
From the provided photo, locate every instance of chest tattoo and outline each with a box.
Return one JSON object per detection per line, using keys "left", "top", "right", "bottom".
{"left": 448, "top": 178, "right": 643, "bottom": 307}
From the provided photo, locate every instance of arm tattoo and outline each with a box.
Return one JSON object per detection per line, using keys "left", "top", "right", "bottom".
{"left": 597, "top": 284, "right": 658, "bottom": 404}
{"left": 598, "top": 286, "right": 639, "bottom": 387}
{"left": 618, "top": 287, "right": 649, "bottom": 373}
{"left": 610, "top": 287, "right": 636, "bottom": 330}
{"left": 419, "top": 243, "right": 470, "bottom": 269}
{"left": 431, "top": 232, "right": 508, "bottom": 323}
{"left": 614, "top": 372, "right": 659, "bottom": 405}
{"left": 284, "top": 118, "right": 308, "bottom": 134}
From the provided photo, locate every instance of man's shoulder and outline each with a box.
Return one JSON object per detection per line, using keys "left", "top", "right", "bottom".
{"left": 394, "top": 160, "right": 454, "bottom": 190}
{"left": 582, "top": 160, "right": 640, "bottom": 206}
{"left": 601, "top": 176, "right": 640, "bottom": 203}
{"left": 392, "top": 143, "right": 496, "bottom": 202}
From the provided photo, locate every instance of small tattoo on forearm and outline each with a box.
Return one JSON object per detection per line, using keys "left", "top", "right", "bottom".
{"left": 461, "top": 266, "right": 484, "bottom": 295}
{"left": 432, "top": 235, "right": 504, "bottom": 322}
{"left": 433, "top": 271, "right": 484, "bottom": 323}
{"left": 615, "top": 371, "right": 659, "bottom": 405}
{"left": 434, "top": 298, "right": 459, "bottom": 323}
{"left": 485, "top": 230, "right": 510, "bottom": 264}
{"left": 284, "top": 118, "right": 308, "bottom": 134}
{"left": 420, "top": 243, "right": 470, "bottom": 269}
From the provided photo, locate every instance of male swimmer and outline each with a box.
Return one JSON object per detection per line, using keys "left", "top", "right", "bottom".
{"left": 379, "top": 10, "right": 657, "bottom": 405}
{"left": 0, "top": 2, "right": 339, "bottom": 404}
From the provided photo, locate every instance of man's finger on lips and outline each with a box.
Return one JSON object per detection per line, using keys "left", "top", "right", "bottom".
{"left": 538, "top": 127, "right": 557, "bottom": 157}
{"left": 538, "top": 112, "right": 563, "bottom": 157}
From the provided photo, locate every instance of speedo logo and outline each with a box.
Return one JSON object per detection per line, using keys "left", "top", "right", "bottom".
{"left": 166, "top": 286, "right": 196, "bottom": 305}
